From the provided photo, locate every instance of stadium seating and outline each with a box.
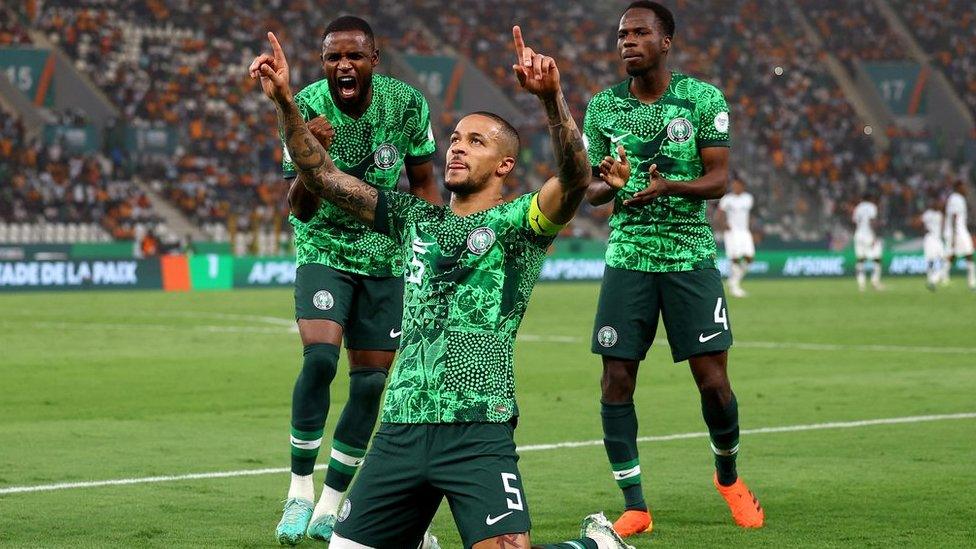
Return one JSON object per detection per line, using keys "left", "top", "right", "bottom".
{"left": 799, "top": 0, "right": 909, "bottom": 75}
{"left": 889, "top": 0, "right": 976, "bottom": 120}
{"left": 0, "top": 106, "right": 163, "bottom": 241}
{"left": 2, "top": 0, "right": 968, "bottom": 246}
{"left": 0, "top": 7, "right": 32, "bottom": 46}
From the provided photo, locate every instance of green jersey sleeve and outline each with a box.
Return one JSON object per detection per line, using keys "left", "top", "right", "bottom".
{"left": 404, "top": 90, "right": 436, "bottom": 165}
{"left": 280, "top": 92, "right": 315, "bottom": 179}
{"left": 374, "top": 189, "right": 435, "bottom": 243}
{"left": 695, "top": 83, "right": 731, "bottom": 148}
{"left": 506, "top": 193, "right": 558, "bottom": 252}
{"left": 583, "top": 93, "right": 612, "bottom": 175}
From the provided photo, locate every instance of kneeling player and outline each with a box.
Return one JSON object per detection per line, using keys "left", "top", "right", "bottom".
{"left": 252, "top": 28, "right": 634, "bottom": 549}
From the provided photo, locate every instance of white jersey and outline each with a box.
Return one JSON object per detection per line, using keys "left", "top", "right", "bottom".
{"left": 853, "top": 201, "right": 878, "bottom": 241}
{"left": 718, "top": 192, "right": 753, "bottom": 232}
{"left": 921, "top": 209, "right": 943, "bottom": 239}
{"left": 945, "top": 192, "right": 968, "bottom": 235}
{"left": 922, "top": 209, "right": 946, "bottom": 261}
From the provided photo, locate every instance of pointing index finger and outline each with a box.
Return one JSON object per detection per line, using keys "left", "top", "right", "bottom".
{"left": 513, "top": 25, "right": 531, "bottom": 66}
{"left": 267, "top": 32, "right": 284, "bottom": 64}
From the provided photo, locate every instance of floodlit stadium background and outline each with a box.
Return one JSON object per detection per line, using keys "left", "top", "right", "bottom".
{"left": 1, "top": 1, "right": 974, "bottom": 547}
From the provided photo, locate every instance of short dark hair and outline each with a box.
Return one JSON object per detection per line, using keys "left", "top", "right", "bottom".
{"left": 323, "top": 16, "right": 375, "bottom": 48}
{"left": 625, "top": 1, "right": 675, "bottom": 38}
{"left": 468, "top": 111, "right": 521, "bottom": 157}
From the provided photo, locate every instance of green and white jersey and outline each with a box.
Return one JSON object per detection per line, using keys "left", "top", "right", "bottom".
{"left": 584, "top": 72, "right": 730, "bottom": 273}
{"left": 373, "top": 191, "right": 555, "bottom": 424}
{"left": 282, "top": 74, "right": 436, "bottom": 276}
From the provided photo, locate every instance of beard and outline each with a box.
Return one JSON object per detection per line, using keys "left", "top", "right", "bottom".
{"left": 625, "top": 64, "right": 651, "bottom": 77}
{"left": 443, "top": 169, "right": 492, "bottom": 195}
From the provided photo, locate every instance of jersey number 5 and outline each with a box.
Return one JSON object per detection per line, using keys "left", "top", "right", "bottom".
{"left": 406, "top": 238, "right": 433, "bottom": 285}
{"left": 501, "top": 473, "right": 524, "bottom": 511}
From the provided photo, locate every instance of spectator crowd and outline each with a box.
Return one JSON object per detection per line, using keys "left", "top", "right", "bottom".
{"left": 2, "top": 0, "right": 971, "bottom": 248}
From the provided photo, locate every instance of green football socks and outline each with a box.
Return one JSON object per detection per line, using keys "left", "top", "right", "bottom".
{"left": 702, "top": 392, "right": 739, "bottom": 486}
{"left": 324, "top": 368, "right": 387, "bottom": 492}
{"left": 290, "top": 343, "right": 339, "bottom": 475}
{"left": 601, "top": 401, "right": 647, "bottom": 511}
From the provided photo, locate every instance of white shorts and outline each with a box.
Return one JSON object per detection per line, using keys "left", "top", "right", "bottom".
{"left": 723, "top": 230, "right": 755, "bottom": 259}
{"left": 923, "top": 235, "right": 945, "bottom": 261}
{"left": 946, "top": 230, "right": 975, "bottom": 257}
{"left": 854, "top": 236, "right": 882, "bottom": 260}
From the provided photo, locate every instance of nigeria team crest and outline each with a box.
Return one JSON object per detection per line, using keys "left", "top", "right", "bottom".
{"left": 467, "top": 227, "right": 496, "bottom": 255}
{"left": 373, "top": 143, "right": 398, "bottom": 169}
{"left": 312, "top": 290, "right": 334, "bottom": 311}
{"left": 666, "top": 117, "right": 693, "bottom": 143}
{"left": 597, "top": 325, "right": 618, "bottom": 347}
{"left": 714, "top": 111, "right": 730, "bottom": 133}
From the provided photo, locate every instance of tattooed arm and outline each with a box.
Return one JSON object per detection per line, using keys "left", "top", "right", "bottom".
{"left": 511, "top": 25, "right": 588, "bottom": 225}
{"left": 535, "top": 90, "right": 589, "bottom": 224}
{"left": 251, "top": 31, "right": 377, "bottom": 225}
{"left": 275, "top": 99, "right": 378, "bottom": 224}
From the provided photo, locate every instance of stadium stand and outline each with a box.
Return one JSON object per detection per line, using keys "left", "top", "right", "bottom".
{"left": 0, "top": 7, "right": 32, "bottom": 46}
{"left": 0, "top": 104, "right": 162, "bottom": 243}
{"left": 1, "top": 0, "right": 970, "bottom": 247}
{"left": 889, "top": 0, "right": 976, "bottom": 120}
{"left": 799, "top": 0, "right": 909, "bottom": 75}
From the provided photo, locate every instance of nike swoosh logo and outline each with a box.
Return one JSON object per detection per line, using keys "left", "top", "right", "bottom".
{"left": 610, "top": 132, "right": 632, "bottom": 144}
{"left": 699, "top": 331, "right": 723, "bottom": 343}
{"left": 389, "top": 329, "right": 402, "bottom": 338}
{"left": 485, "top": 511, "right": 514, "bottom": 526}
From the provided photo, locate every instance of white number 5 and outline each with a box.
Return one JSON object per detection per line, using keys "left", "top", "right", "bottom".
{"left": 501, "top": 473, "right": 524, "bottom": 511}
{"left": 714, "top": 297, "right": 728, "bottom": 330}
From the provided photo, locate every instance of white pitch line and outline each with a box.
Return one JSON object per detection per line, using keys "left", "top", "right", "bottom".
{"left": 517, "top": 412, "right": 976, "bottom": 451}
{"left": 1, "top": 412, "right": 973, "bottom": 496}
{"left": 7, "top": 319, "right": 973, "bottom": 355}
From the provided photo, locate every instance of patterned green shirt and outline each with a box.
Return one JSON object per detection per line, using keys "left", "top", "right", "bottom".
{"left": 374, "top": 191, "right": 555, "bottom": 424}
{"left": 282, "top": 74, "right": 436, "bottom": 276}
{"left": 584, "top": 72, "right": 730, "bottom": 272}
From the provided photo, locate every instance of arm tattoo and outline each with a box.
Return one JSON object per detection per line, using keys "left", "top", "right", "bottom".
{"left": 542, "top": 91, "right": 589, "bottom": 190}
{"left": 274, "top": 99, "right": 377, "bottom": 224}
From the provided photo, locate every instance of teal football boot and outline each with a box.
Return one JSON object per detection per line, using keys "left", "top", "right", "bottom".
{"left": 275, "top": 498, "right": 313, "bottom": 545}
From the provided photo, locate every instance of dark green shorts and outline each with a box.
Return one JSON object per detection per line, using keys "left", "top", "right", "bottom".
{"left": 333, "top": 422, "right": 531, "bottom": 549}
{"left": 592, "top": 266, "right": 732, "bottom": 362}
{"left": 294, "top": 263, "right": 404, "bottom": 351}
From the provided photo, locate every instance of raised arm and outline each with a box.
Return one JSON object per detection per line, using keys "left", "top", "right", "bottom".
{"left": 512, "top": 26, "right": 589, "bottom": 225}
{"left": 250, "top": 32, "right": 378, "bottom": 225}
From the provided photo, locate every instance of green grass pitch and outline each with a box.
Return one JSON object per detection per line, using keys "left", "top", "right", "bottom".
{"left": 1, "top": 278, "right": 974, "bottom": 547}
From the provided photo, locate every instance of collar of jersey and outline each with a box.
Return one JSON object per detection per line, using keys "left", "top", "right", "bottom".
{"left": 613, "top": 71, "right": 681, "bottom": 106}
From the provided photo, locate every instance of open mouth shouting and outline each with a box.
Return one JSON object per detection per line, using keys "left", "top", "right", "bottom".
{"left": 335, "top": 75, "right": 358, "bottom": 100}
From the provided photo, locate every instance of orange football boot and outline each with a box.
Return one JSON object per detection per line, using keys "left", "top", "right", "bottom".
{"left": 713, "top": 473, "right": 765, "bottom": 528}
{"left": 612, "top": 509, "right": 652, "bottom": 537}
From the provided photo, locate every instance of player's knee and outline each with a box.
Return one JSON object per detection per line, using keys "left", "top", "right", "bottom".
{"left": 300, "top": 343, "right": 339, "bottom": 387}
{"left": 696, "top": 374, "right": 732, "bottom": 407}
{"left": 348, "top": 368, "right": 387, "bottom": 402}
{"left": 601, "top": 364, "right": 638, "bottom": 401}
